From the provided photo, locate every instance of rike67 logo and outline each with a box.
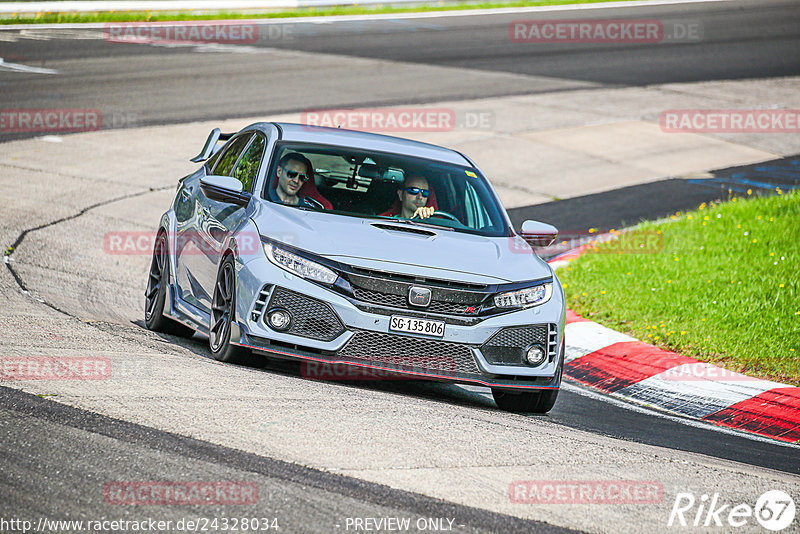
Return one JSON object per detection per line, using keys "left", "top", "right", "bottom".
{"left": 668, "top": 490, "right": 796, "bottom": 531}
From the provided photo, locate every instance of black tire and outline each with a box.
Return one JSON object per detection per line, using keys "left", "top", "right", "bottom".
{"left": 492, "top": 387, "right": 559, "bottom": 414}
{"left": 493, "top": 342, "right": 564, "bottom": 413}
{"left": 492, "top": 360, "right": 562, "bottom": 413}
{"left": 209, "top": 255, "right": 257, "bottom": 365}
{"left": 145, "top": 232, "right": 196, "bottom": 338}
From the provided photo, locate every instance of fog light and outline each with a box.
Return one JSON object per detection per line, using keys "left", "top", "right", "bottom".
{"left": 267, "top": 308, "right": 291, "bottom": 331}
{"left": 525, "top": 345, "right": 546, "bottom": 366}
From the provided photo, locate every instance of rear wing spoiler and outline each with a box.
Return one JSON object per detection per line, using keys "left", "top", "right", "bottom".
{"left": 190, "top": 128, "right": 234, "bottom": 163}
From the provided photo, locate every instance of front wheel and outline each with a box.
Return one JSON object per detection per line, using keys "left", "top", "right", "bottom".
{"left": 209, "top": 255, "right": 258, "bottom": 366}
{"left": 492, "top": 387, "right": 559, "bottom": 414}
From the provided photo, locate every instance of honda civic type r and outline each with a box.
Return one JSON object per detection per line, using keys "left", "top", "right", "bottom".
{"left": 145, "top": 122, "right": 566, "bottom": 413}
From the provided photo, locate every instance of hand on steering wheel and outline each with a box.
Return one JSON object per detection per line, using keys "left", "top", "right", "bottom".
{"left": 430, "top": 210, "right": 460, "bottom": 222}
{"left": 410, "top": 206, "right": 435, "bottom": 219}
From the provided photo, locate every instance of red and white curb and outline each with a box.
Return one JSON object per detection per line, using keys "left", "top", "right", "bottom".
{"left": 547, "top": 252, "right": 800, "bottom": 444}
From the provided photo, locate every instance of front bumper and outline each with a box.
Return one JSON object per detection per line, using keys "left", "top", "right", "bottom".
{"left": 232, "top": 254, "right": 565, "bottom": 390}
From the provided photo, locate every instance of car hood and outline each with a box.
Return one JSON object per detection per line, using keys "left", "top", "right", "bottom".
{"left": 252, "top": 205, "right": 552, "bottom": 284}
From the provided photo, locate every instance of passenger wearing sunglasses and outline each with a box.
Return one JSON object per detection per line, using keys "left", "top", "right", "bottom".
{"left": 270, "top": 152, "right": 325, "bottom": 209}
{"left": 396, "top": 176, "right": 435, "bottom": 220}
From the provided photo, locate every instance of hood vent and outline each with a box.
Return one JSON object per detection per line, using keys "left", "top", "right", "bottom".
{"left": 371, "top": 223, "right": 436, "bottom": 237}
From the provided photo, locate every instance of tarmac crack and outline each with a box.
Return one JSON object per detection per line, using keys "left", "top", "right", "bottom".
{"left": 3, "top": 185, "right": 172, "bottom": 317}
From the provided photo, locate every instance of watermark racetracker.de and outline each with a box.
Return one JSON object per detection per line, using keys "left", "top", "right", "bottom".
{"left": 660, "top": 109, "right": 800, "bottom": 133}
{"left": 509, "top": 480, "right": 664, "bottom": 504}
{"left": 301, "top": 108, "right": 495, "bottom": 132}
{"left": 0, "top": 356, "right": 111, "bottom": 380}
{"left": 301, "top": 356, "right": 458, "bottom": 381}
{"left": 0, "top": 108, "right": 101, "bottom": 133}
{"left": 0, "top": 109, "right": 139, "bottom": 135}
{"left": 662, "top": 362, "right": 763, "bottom": 382}
{"left": 104, "top": 22, "right": 259, "bottom": 45}
{"left": 509, "top": 19, "right": 702, "bottom": 43}
{"left": 508, "top": 230, "right": 664, "bottom": 256}
{"left": 103, "top": 481, "right": 258, "bottom": 506}
{"left": 103, "top": 230, "right": 266, "bottom": 256}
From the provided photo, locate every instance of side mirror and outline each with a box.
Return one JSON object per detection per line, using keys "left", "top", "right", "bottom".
{"left": 200, "top": 175, "right": 251, "bottom": 207}
{"left": 520, "top": 220, "right": 558, "bottom": 247}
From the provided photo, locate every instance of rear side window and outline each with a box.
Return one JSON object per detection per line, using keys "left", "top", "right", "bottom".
{"left": 212, "top": 134, "right": 253, "bottom": 177}
{"left": 231, "top": 134, "right": 266, "bottom": 193}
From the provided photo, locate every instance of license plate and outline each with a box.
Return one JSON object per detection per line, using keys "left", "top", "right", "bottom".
{"left": 389, "top": 316, "right": 445, "bottom": 338}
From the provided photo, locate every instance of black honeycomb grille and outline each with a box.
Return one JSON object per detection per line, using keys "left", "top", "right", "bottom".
{"left": 267, "top": 287, "right": 345, "bottom": 342}
{"left": 480, "top": 325, "right": 548, "bottom": 365}
{"left": 338, "top": 330, "right": 479, "bottom": 375}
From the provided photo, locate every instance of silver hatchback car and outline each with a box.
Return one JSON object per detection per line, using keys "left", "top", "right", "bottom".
{"left": 145, "top": 122, "right": 566, "bottom": 413}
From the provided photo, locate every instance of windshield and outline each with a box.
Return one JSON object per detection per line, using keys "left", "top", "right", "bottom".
{"left": 263, "top": 142, "right": 510, "bottom": 237}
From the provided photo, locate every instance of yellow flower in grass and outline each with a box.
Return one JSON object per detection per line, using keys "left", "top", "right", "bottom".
{"left": 680, "top": 331, "right": 686, "bottom": 335}
{"left": 747, "top": 189, "right": 752, "bottom": 195}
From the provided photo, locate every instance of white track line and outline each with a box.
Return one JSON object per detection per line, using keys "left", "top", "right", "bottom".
{"left": 0, "top": 57, "right": 57, "bottom": 74}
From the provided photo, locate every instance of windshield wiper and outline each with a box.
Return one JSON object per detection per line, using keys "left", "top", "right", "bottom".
{"left": 372, "top": 216, "right": 454, "bottom": 231}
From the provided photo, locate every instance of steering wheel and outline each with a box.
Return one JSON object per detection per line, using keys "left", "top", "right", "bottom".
{"left": 429, "top": 210, "right": 460, "bottom": 223}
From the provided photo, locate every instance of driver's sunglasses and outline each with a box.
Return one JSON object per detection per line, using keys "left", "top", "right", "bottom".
{"left": 284, "top": 169, "right": 310, "bottom": 182}
{"left": 404, "top": 187, "right": 430, "bottom": 198}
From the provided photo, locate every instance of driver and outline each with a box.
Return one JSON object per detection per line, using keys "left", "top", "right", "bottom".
{"left": 269, "top": 152, "right": 325, "bottom": 209}
{"left": 396, "top": 175, "right": 434, "bottom": 219}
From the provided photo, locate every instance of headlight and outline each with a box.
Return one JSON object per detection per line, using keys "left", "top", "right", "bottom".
{"left": 264, "top": 243, "right": 338, "bottom": 286}
{"left": 494, "top": 283, "right": 553, "bottom": 309}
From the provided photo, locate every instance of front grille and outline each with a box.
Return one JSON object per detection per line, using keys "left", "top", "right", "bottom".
{"left": 338, "top": 330, "right": 479, "bottom": 375}
{"left": 481, "top": 325, "right": 550, "bottom": 366}
{"left": 349, "top": 266, "right": 488, "bottom": 292}
{"left": 353, "top": 287, "right": 406, "bottom": 308}
{"left": 266, "top": 287, "right": 345, "bottom": 341}
{"left": 347, "top": 272, "right": 485, "bottom": 316}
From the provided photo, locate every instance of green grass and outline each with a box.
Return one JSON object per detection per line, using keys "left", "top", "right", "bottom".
{"left": 0, "top": 0, "right": 641, "bottom": 24}
{"left": 557, "top": 189, "right": 800, "bottom": 386}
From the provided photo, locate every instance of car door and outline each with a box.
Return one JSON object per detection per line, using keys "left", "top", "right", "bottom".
{"left": 193, "top": 132, "right": 267, "bottom": 313}
{"left": 179, "top": 133, "right": 254, "bottom": 312}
